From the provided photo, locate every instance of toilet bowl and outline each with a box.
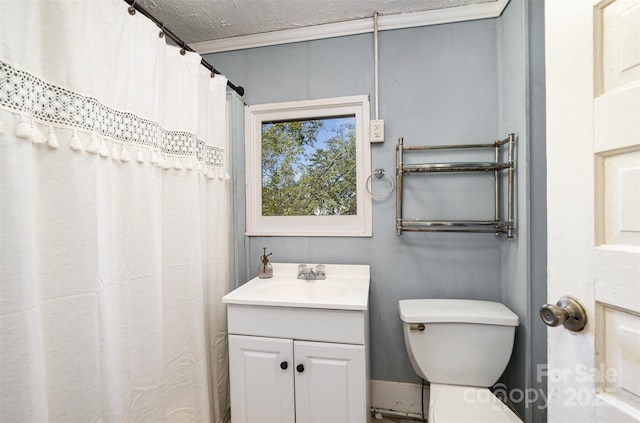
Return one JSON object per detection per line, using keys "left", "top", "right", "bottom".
{"left": 399, "top": 299, "right": 522, "bottom": 423}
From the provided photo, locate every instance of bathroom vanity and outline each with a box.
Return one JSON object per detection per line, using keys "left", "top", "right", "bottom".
{"left": 222, "top": 263, "right": 370, "bottom": 423}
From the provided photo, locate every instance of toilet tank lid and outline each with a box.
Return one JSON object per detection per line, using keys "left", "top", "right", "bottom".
{"left": 398, "top": 299, "right": 519, "bottom": 326}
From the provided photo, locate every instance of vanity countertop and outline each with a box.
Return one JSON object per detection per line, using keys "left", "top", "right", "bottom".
{"left": 222, "top": 263, "right": 370, "bottom": 310}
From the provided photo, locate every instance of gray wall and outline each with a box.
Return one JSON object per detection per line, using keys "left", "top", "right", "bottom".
{"left": 209, "top": 1, "right": 546, "bottom": 420}
{"left": 527, "top": 0, "right": 547, "bottom": 421}
{"left": 497, "top": 1, "right": 547, "bottom": 421}
{"left": 498, "top": 0, "right": 531, "bottom": 419}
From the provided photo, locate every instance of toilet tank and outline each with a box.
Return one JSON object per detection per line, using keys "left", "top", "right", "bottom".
{"left": 399, "top": 299, "right": 519, "bottom": 387}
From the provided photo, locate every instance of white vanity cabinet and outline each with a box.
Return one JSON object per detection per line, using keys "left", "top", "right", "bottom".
{"left": 229, "top": 334, "right": 366, "bottom": 423}
{"left": 222, "top": 263, "right": 371, "bottom": 423}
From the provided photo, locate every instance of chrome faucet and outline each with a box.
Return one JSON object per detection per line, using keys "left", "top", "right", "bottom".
{"left": 297, "top": 264, "right": 326, "bottom": 280}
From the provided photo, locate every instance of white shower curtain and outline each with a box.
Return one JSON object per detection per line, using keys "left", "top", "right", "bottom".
{"left": 0, "top": 1, "right": 230, "bottom": 422}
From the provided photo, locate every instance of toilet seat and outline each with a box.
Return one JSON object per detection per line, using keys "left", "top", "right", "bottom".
{"left": 429, "top": 384, "right": 522, "bottom": 423}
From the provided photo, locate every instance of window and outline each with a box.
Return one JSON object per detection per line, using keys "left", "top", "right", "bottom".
{"left": 245, "top": 95, "right": 372, "bottom": 236}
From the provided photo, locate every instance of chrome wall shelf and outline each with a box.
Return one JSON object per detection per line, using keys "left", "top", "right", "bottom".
{"left": 396, "top": 134, "right": 515, "bottom": 238}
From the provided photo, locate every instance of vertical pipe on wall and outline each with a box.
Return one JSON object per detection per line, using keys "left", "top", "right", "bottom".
{"left": 494, "top": 141, "right": 500, "bottom": 232}
{"left": 373, "top": 12, "right": 380, "bottom": 120}
{"left": 507, "top": 133, "right": 515, "bottom": 239}
{"left": 396, "top": 137, "right": 404, "bottom": 235}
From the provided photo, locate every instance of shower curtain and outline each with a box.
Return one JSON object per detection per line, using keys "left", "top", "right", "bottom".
{"left": 0, "top": 1, "right": 230, "bottom": 422}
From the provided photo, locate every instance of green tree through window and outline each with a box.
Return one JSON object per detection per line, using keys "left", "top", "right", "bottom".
{"left": 261, "top": 116, "right": 356, "bottom": 216}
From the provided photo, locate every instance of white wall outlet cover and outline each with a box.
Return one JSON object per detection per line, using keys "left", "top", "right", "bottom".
{"left": 370, "top": 120, "right": 384, "bottom": 143}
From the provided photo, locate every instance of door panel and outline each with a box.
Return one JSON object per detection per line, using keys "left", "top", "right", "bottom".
{"left": 294, "top": 340, "right": 366, "bottom": 423}
{"left": 596, "top": 0, "right": 640, "bottom": 95}
{"left": 598, "top": 151, "right": 640, "bottom": 247}
{"left": 228, "top": 335, "right": 295, "bottom": 423}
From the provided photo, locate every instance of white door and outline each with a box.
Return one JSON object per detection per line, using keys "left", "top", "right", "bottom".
{"left": 294, "top": 340, "right": 367, "bottom": 423}
{"left": 228, "top": 335, "right": 295, "bottom": 423}
{"left": 546, "top": 0, "right": 640, "bottom": 422}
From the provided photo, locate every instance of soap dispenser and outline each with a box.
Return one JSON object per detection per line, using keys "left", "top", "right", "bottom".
{"left": 258, "top": 247, "right": 273, "bottom": 279}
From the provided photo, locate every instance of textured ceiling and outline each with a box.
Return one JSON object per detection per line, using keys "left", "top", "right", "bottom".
{"left": 137, "top": 0, "right": 495, "bottom": 43}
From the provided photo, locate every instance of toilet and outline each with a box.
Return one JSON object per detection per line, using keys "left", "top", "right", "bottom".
{"left": 398, "top": 299, "right": 522, "bottom": 423}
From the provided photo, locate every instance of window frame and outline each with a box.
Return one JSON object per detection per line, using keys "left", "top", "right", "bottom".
{"left": 244, "top": 95, "right": 372, "bottom": 237}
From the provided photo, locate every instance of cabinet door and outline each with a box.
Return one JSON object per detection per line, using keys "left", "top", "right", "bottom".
{"left": 228, "top": 335, "right": 295, "bottom": 423}
{"left": 294, "top": 341, "right": 367, "bottom": 423}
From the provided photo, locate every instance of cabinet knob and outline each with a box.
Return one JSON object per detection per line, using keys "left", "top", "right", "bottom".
{"left": 296, "top": 364, "right": 304, "bottom": 373}
{"left": 280, "top": 361, "right": 288, "bottom": 370}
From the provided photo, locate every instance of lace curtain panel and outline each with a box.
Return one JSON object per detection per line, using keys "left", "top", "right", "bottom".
{"left": 0, "top": 1, "right": 230, "bottom": 422}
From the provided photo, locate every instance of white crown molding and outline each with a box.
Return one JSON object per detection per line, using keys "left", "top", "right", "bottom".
{"left": 192, "top": 0, "right": 509, "bottom": 54}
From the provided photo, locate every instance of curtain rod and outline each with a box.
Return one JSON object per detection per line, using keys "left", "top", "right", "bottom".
{"left": 123, "top": 0, "right": 245, "bottom": 96}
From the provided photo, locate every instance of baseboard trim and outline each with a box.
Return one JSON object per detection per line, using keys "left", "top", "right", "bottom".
{"left": 371, "top": 407, "right": 423, "bottom": 421}
{"left": 370, "top": 379, "right": 428, "bottom": 419}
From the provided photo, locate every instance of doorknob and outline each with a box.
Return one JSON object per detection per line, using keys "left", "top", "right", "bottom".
{"left": 539, "top": 296, "right": 587, "bottom": 332}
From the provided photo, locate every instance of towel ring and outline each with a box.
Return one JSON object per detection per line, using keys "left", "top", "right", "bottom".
{"left": 366, "top": 168, "right": 395, "bottom": 200}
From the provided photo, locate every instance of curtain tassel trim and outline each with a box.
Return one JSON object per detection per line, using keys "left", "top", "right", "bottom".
{"left": 136, "top": 146, "right": 145, "bottom": 163}
{"left": 150, "top": 149, "right": 159, "bottom": 165}
{"left": 1, "top": 61, "right": 226, "bottom": 177}
{"left": 87, "top": 133, "right": 101, "bottom": 154}
{"left": 161, "top": 156, "right": 172, "bottom": 170}
{"left": 7, "top": 113, "right": 227, "bottom": 176}
{"left": 69, "top": 130, "right": 83, "bottom": 151}
{"left": 7, "top": 114, "right": 226, "bottom": 175}
{"left": 119, "top": 145, "right": 131, "bottom": 162}
{"left": 44, "top": 126, "right": 58, "bottom": 148}
{"left": 15, "top": 115, "right": 32, "bottom": 140}
{"left": 99, "top": 139, "right": 110, "bottom": 158}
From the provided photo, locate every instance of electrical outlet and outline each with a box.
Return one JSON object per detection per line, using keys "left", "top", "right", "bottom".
{"left": 370, "top": 119, "right": 384, "bottom": 143}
